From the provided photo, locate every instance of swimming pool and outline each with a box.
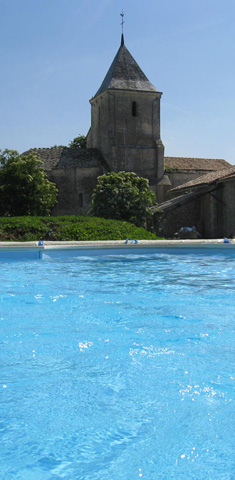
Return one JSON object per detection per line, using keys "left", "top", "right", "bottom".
{"left": 1, "top": 247, "right": 235, "bottom": 479}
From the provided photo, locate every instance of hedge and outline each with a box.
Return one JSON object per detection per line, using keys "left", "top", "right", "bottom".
{"left": 0, "top": 216, "right": 161, "bottom": 241}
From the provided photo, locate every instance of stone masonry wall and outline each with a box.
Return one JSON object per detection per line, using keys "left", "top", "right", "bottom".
{"left": 154, "top": 197, "right": 202, "bottom": 238}
{"left": 88, "top": 90, "right": 164, "bottom": 183}
{"left": 48, "top": 166, "right": 106, "bottom": 216}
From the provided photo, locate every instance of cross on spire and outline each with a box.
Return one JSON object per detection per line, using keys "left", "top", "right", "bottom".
{"left": 120, "top": 11, "right": 125, "bottom": 46}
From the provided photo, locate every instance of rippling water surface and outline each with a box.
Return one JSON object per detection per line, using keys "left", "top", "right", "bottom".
{"left": 0, "top": 250, "right": 235, "bottom": 479}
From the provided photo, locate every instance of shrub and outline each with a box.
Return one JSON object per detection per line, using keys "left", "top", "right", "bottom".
{"left": 0, "top": 216, "right": 162, "bottom": 241}
{"left": 90, "top": 171, "right": 156, "bottom": 227}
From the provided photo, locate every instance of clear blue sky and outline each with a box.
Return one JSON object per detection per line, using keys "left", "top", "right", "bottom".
{"left": 1, "top": 0, "right": 235, "bottom": 163}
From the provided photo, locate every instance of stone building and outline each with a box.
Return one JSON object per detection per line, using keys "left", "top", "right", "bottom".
{"left": 86, "top": 34, "right": 164, "bottom": 195}
{"left": 23, "top": 34, "right": 231, "bottom": 217}
{"left": 23, "top": 146, "right": 109, "bottom": 215}
{"left": 153, "top": 166, "right": 235, "bottom": 238}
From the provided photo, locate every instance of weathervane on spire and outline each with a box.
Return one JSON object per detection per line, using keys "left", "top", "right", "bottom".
{"left": 120, "top": 11, "right": 124, "bottom": 33}
{"left": 120, "top": 10, "right": 125, "bottom": 46}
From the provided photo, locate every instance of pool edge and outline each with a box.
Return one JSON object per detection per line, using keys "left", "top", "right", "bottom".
{"left": 0, "top": 239, "right": 234, "bottom": 254}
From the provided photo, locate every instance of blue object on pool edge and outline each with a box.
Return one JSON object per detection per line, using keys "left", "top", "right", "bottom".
{"left": 224, "top": 238, "right": 230, "bottom": 243}
{"left": 125, "top": 239, "right": 138, "bottom": 244}
{"left": 38, "top": 240, "right": 44, "bottom": 246}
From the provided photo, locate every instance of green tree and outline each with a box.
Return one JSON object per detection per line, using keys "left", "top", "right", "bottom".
{"left": 90, "top": 171, "right": 156, "bottom": 227}
{"left": 0, "top": 151, "right": 58, "bottom": 216}
{"left": 69, "top": 135, "right": 87, "bottom": 149}
{"left": 0, "top": 148, "right": 19, "bottom": 166}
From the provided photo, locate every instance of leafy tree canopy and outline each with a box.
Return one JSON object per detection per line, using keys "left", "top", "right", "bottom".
{"left": 90, "top": 171, "right": 156, "bottom": 227}
{"left": 0, "top": 150, "right": 58, "bottom": 216}
{"left": 69, "top": 135, "right": 87, "bottom": 149}
{"left": 0, "top": 148, "right": 19, "bottom": 166}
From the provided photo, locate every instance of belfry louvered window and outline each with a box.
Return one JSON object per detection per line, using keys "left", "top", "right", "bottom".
{"left": 132, "top": 101, "right": 137, "bottom": 117}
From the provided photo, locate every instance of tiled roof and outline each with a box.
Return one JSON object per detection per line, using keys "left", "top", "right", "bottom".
{"left": 152, "top": 188, "right": 208, "bottom": 213}
{"left": 171, "top": 166, "right": 235, "bottom": 192}
{"left": 93, "top": 38, "right": 158, "bottom": 98}
{"left": 23, "top": 147, "right": 63, "bottom": 171}
{"left": 22, "top": 147, "right": 109, "bottom": 172}
{"left": 164, "top": 157, "right": 230, "bottom": 171}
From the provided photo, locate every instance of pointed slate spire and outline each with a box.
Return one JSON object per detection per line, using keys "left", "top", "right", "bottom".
{"left": 93, "top": 41, "right": 159, "bottom": 98}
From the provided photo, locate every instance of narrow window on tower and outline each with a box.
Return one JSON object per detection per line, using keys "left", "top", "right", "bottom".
{"left": 132, "top": 101, "right": 137, "bottom": 117}
{"left": 78, "top": 193, "right": 83, "bottom": 208}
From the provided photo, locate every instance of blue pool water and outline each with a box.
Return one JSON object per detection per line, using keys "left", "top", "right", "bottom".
{"left": 0, "top": 249, "right": 235, "bottom": 479}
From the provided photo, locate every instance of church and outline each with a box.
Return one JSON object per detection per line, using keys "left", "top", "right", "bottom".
{"left": 24, "top": 34, "right": 231, "bottom": 226}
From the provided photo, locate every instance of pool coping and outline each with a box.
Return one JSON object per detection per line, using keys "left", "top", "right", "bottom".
{"left": 0, "top": 239, "right": 234, "bottom": 252}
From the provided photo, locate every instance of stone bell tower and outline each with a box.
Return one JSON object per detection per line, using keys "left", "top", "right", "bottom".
{"left": 87, "top": 34, "right": 164, "bottom": 191}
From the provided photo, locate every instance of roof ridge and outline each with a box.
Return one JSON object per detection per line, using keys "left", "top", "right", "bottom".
{"left": 164, "top": 156, "right": 231, "bottom": 172}
{"left": 171, "top": 165, "right": 235, "bottom": 192}
{"left": 164, "top": 156, "right": 226, "bottom": 161}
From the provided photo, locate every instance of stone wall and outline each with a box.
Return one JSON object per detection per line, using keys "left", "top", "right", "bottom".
{"left": 88, "top": 90, "right": 164, "bottom": 185}
{"left": 154, "top": 178, "right": 235, "bottom": 239}
{"left": 48, "top": 165, "right": 106, "bottom": 216}
{"left": 222, "top": 180, "right": 235, "bottom": 237}
{"left": 206, "top": 180, "right": 235, "bottom": 238}
{"left": 154, "top": 196, "right": 202, "bottom": 238}
{"left": 199, "top": 182, "right": 235, "bottom": 238}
